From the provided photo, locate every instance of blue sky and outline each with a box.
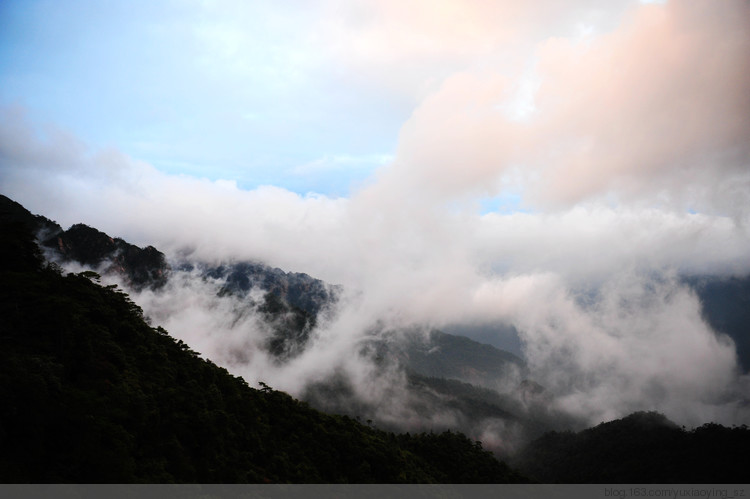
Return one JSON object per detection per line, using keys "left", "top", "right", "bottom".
{"left": 1, "top": 0, "right": 748, "bottom": 220}
{"left": 0, "top": 0, "right": 407, "bottom": 196}
{"left": 2, "top": 0, "right": 747, "bottom": 291}
{"left": 1, "top": 0, "right": 750, "bottom": 428}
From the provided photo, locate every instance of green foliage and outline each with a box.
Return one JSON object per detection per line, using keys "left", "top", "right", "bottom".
{"left": 0, "top": 221, "right": 523, "bottom": 483}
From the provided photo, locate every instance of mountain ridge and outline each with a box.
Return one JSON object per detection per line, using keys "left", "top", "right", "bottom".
{"left": 1, "top": 194, "right": 547, "bottom": 442}
{"left": 513, "top": 411, "right": 750, "bottom": 483}
{"left": 0, "top": 204, "right": 526, "bottom": 483}
{"left": 0, "top": 191, "right": 750, "bottom": 483}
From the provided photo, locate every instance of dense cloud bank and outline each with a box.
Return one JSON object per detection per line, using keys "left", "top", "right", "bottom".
{"left": 2, "top": 0, "right": 749, "bottom": 434}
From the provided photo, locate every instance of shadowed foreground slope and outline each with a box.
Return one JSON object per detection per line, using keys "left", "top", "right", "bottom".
{"left": 0, "top": 217, "right": 524, "bottom": 483}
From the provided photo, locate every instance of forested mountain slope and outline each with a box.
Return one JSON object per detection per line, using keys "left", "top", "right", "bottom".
{"left": 3, "top": 193, "right": 749, "bottom": 484}
{"left": 0, "top": 208, "right": 525, "bottom": 483}
{"left": 513, "top": 411, "right": 750, "bottom": 483}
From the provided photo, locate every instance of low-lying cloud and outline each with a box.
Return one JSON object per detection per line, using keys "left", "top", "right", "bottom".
{"left": 2, "top": 0, "right": 749, "bottom": 436}
{"left": 7, "top": 110, "right": 748, "bottom": 431}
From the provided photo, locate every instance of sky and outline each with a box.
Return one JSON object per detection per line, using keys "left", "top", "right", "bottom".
{"left": 2, "top": 0, "right": 750, "bottom": 430}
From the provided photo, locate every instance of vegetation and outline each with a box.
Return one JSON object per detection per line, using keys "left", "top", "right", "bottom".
{"left": 513, "top": 411, "right": 750, "bottom": 483}
{"left": 3, "top": 194, "right": 748, "bottom": 484}
{"left": 44, "top": 223, "right": 169, "bottom": 289}
{"left": 0, "top": 216, "right": 523, "bottom": 483}
{"left": 396, "top": 329, "right": 524, "bottom": 383}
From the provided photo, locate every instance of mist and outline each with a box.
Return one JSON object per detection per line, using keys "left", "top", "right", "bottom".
{"left": 2, "top": 0, "right": 750, "bottom": 451}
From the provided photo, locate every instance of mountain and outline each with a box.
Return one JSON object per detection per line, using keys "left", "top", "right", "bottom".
{"left": 513, "top": 411, "right": 750, "bottom": 483}
{"left": 685, "top": 275, "right": 750, "bottom": 373}
{"left": 302, "top": 368, "right": 577, "bottom": 460}
{"left": 0, "top": 194, "right": 340, "bottom": 360}
{"left": 301, "top": 327, "right": 578, "bottom": 456}
{"left": 0, "top": 194, "right": 61, "bottom": 235}
{"left": 0, "top": 194, "right": 579, "bottom": 462}
{"left": 186, "top": 260, "right": 341, "bottom": 359}
{"left": 0, "top": 194, "right": 533, "bottom": 379}
{"left": 199, "top": 261, "right": 340, "bottom": 318}
{"left": 0, "top": 194, "right": 169, "bottom": 291}
{"left": 44, "top": 223, "right": 170, "bottom": 290}
{"left": 0, "top": 202, "right": 526, "bottom": 483}
{"left": 301, "top": 327, "right": 575, "bottom": 454}
{"left": 5, "top": 193, "right": 750, "bottom": 483}
{"left": 385, "top": 328, "right": 524, "bottom": 386}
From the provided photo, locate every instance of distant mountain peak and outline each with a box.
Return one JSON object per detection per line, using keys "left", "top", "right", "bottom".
{"left": 1, "top": 194, "right": 170, "bottom": 290}
{"left": 41, "top": 223, "right": 169, "bottom": 290}
{"left": 196, "top": 260, "right": 341, "bottom": 318}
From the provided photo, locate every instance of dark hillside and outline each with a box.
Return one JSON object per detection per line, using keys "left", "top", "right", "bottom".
{"left": 513, "top": 411, "right": 750, "bottom": 483}
{"left": 0, "top": 194, "right": 168, "bottom": 290}
{"left": 42, "top": 223, "right": 169, "bottom": 290}
{"left": 394, "top": 329, "right": 524, "bottom": 385}
{"left": 0, "top": 217, "right": 523, "bottom": 483}
{"left": 0, "top": 194, "right": 62, "bottom": 238}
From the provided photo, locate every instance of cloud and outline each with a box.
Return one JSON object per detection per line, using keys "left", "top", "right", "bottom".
{"left": 317, "top": 0, "right": 634, "bottom": 102}
{"left": 529, "top": 1, "right": 750, "bottom": 211}
{"left": 3, "top": 105, "right": 749, "bottom": 431}
{"left": 473, "top": 207, "right": 750, "bottom": 283}
{"left": 386, "top": 0, "right": 750, "bottom": 216}
{"left": 291, "top": 153, "right": 394, "bottom": 176}
{"left": 470, "top": 271, "right": 747, "bottom": 426}
{"left": 2, "top": 1, "right": 749, "bottom": 433}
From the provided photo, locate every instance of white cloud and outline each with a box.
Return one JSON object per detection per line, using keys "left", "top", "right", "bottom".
{"left": 3, "top": 108, "right": 749, "bottom": 429}
{"left": 2, "top": 0, "right": 749, "bottom": 431}
{"left": 385, "top": 0, "right": 750, "bottom": 216}
{"left": 470, "top": 271, "right": 747, "bottom": 426}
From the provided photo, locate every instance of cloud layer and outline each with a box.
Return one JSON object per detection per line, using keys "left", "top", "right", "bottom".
{"left": 387, "top": 0, "right": 750, "bottom": 215}
{"left": 2, "top": 0, "right": 749, "bottom": 431}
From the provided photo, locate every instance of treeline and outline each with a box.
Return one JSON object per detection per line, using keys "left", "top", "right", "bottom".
{"left": 513, "top": 411, "right": 750, "bottom": 483}
{"left": 3, "top": 194, "right": 748, "bottom": 484}
{"left": 0, "top": 217, "right": 524, "bottom": 483}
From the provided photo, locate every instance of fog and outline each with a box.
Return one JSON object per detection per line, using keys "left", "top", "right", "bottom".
{"left": 2, "top": 0, "right": 750, "bottom": 445}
